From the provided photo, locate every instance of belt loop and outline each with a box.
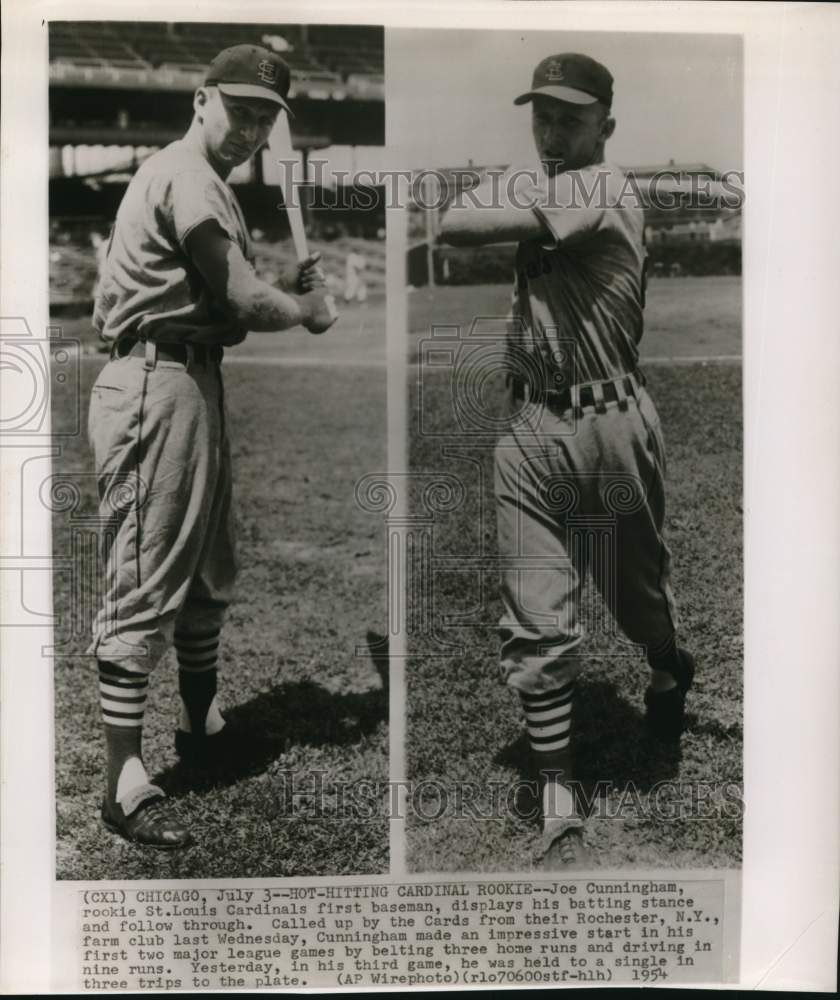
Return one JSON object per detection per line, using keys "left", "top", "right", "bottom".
{"left": 144, "top": 339, "right": 157, "bottom": 371}
{"left": 614, "top": 376, "right": 629, "bottom": 411}
{"left": 184, "top": 343, "right": 195, "bottom": 373}
{"left": 627, "top": 370, "right": 640, "bottom": 401}
{"left": 512, "top": 375, "right": 531, "bottom": 405}
{"left": 570, "top": 384, "right": 581, "bottom": 418}
{"left": 592, "top": 381, "right": 607, "bottom": 414}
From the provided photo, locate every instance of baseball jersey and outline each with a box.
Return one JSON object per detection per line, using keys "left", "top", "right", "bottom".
{"left": 93, "top": 140, "right": 255, "bottom": 347}
{"left": 511, "top": 161, "right": 646, "bottom": 388}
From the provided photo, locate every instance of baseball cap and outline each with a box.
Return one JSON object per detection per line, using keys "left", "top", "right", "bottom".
{"left": 205, "top": 44, "right": 292, "bottom": 113}
{"left": 514, "top": 53, "right": 613, "bottom": 108}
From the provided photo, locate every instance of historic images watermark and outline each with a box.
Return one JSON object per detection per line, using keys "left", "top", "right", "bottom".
{"left": 272, "top": 771, "right": 744, "bottom": 823}
{"left": 0, "top": 317, "right": 80, "bottom": 437}
{"left": 271, "top": 161, "right": 745, "bottom": 213}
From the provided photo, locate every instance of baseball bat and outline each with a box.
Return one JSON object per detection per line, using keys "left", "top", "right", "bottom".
{"left": 269, "top": 112, "right": 339, "bottom": 323}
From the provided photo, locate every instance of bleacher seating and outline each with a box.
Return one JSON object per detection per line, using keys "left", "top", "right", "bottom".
{"left": 50, "top": 21, "right": 383, "bottom": 82}
{"left": 51, "top": 22, "right": 151, "bottom": 69}
{"left": 310, "top": 44, "right": 382, "bottom": 77}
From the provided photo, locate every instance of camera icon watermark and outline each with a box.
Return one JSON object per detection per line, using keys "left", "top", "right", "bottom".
{"left": 0, "top": 317, "right": 81, "bottom": 437}
{"left": 417, "top": 316, "right": 576, "bottom": 439}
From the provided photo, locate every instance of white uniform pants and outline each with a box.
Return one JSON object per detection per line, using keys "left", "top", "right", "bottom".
{"left": 495, "top": 384, "right": 677, "bottom": 695}
{"left": 87, "top": 351, "right": 238, "bottom": 673}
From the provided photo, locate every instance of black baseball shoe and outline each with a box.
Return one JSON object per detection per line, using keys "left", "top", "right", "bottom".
{"left": 644, "top": 647, "right": 696, "bottom": 742}
{"left": 101, "top": 784, "right": 191, "bottom": 849}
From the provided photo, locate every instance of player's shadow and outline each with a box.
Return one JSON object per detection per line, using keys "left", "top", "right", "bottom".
{"left": 151, "top": 630, "right": 389, "bottom": 798}
{"left": 573, "top": 678, "right": 685, "bottom": 788}
{"left": 495, "top": 678, "right": 684, "bottom": 825}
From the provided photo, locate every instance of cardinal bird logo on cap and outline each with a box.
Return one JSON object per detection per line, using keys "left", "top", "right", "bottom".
{"left": 257, "top": 59, "right": 278, "bottom": 84}
{"left": 545, "top": 59, "right": 565, "bottom": 82}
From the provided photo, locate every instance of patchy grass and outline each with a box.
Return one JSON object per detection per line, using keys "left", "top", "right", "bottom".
{"left": 52, "top": 358, "right": 388, "bottom": 880}
{"left": 406, "top": 361, "right": 743, "bottom": 872}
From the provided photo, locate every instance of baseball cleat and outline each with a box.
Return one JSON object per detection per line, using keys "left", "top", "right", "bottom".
{"left": 101, "top": 784, "right": 191, "bottom": 849}
{"left": 541, "top": 814, "right": 589, "bottom": 870}
{"left": 644, "top": 647, "right": 696, "bottom": 741}
{"left": 543, "top": 826, "right": 591, "bottom": 871}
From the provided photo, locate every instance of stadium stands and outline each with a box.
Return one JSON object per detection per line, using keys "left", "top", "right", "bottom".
{"left": 307, "top": 24, "right": 382, "bottom": 76}
{"left": 49, "top": 220, "right": 385, "bottom": 314}
{"left": 51, "top": 22, "right": 151, "bottom": 69}
{"left": 50, "top": 22, "right": 382, "bottom": 85}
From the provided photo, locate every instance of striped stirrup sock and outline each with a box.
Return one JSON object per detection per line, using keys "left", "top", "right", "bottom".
{"left": 98, "top": 660, "right": 149, "bottom": 801}
{"left": 99, "top": 659, "right": 148, "bottom": 730}
{"left": 175, "top": 629, "right": 223, "bottom": 735}
{"left": 520, "top": 681, "right": 575, "bottom": 754}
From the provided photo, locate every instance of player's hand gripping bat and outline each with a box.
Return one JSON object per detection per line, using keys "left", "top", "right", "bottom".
{"left": 269, "top": 112, "right": 338, "bottom": 334}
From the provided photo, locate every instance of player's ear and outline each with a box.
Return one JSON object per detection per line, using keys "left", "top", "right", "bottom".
{"left": 193, "top": 86, "right": 213, "bottom": 118}
{"left": 601, "top": 114, "right": 616, "bottom": 142}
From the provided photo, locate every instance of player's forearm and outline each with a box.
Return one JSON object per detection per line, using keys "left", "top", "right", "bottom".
{"left": 225, "top": 274, "right": 310, "bottom": 332}
{"left": 441, "top": 178, "right": 548, "bottom": 246}
{"left": 185, "top": 222, "right": 330, "bottom": 333}
{"left": 441, "top": 205, "right": 541, "bottom": 246}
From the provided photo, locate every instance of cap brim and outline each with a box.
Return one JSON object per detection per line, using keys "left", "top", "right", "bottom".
{"left": 514, "top": 85, "right": 602, "bottom": 106}
{"left": 217, "top": 82, "right": 292, "bottom": 114}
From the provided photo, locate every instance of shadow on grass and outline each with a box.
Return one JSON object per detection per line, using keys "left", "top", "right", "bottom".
{"left": 494, "top": 678, "right": 683, "bottom": 826}
{"left": 152, "top": 630, "right": 389, "bottom": 799}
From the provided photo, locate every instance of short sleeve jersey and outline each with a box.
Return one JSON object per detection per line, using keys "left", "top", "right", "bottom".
{"left": 93, "top": 140, "right": 255, "bottom": 347}
{"left": 510, "top": 162, "right": 646, "bottom": 388}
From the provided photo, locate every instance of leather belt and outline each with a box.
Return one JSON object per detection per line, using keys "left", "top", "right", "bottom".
{"left": 511, "top": 370, "right": 646, "bottom": 413}
{"left": 113, "top": 337, "right": 224, "bottom": 367}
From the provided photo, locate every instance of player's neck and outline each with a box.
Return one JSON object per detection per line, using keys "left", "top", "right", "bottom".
{"left": 544, "top": 148, "right": 607, "bottom": 178}
{"left": 181, "top": 121, "right": 233, "bottom": 181}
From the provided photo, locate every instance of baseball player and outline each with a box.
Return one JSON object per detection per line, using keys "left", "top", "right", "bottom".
{"left": 88, "top": 44, "right": 336, "bottom": 848}
{"left": 344, "top": 248, "right": 369, "bottom": 303}
{"left": 440, "top": 54, "right": 695, "bottom": 868}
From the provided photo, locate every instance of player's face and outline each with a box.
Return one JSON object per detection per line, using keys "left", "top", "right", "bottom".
{"left": 531, "top": 96, "right": 614, "bottom": 175}
{"left": 198, "top": 88, "right": 279, "bottom": 168}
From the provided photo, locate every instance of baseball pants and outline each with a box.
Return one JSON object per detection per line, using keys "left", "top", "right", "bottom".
{"left": 87, "top": 347, "right": 238, "bottom": 674}
{"left": 495, "top": 380, "right": 677, "bottom": 695}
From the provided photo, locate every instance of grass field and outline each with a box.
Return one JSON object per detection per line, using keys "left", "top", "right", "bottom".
{"left": 51, "top": 300, "right": 388, "bottom": 880}
{"left": 409, "top": 275, "right": 741, "bottom": 362}
{"left": 406, "top": 277, "right": 742, "bottom": 872}
{"left": 50, "top": 273, "right": 741, "bottom": 877}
